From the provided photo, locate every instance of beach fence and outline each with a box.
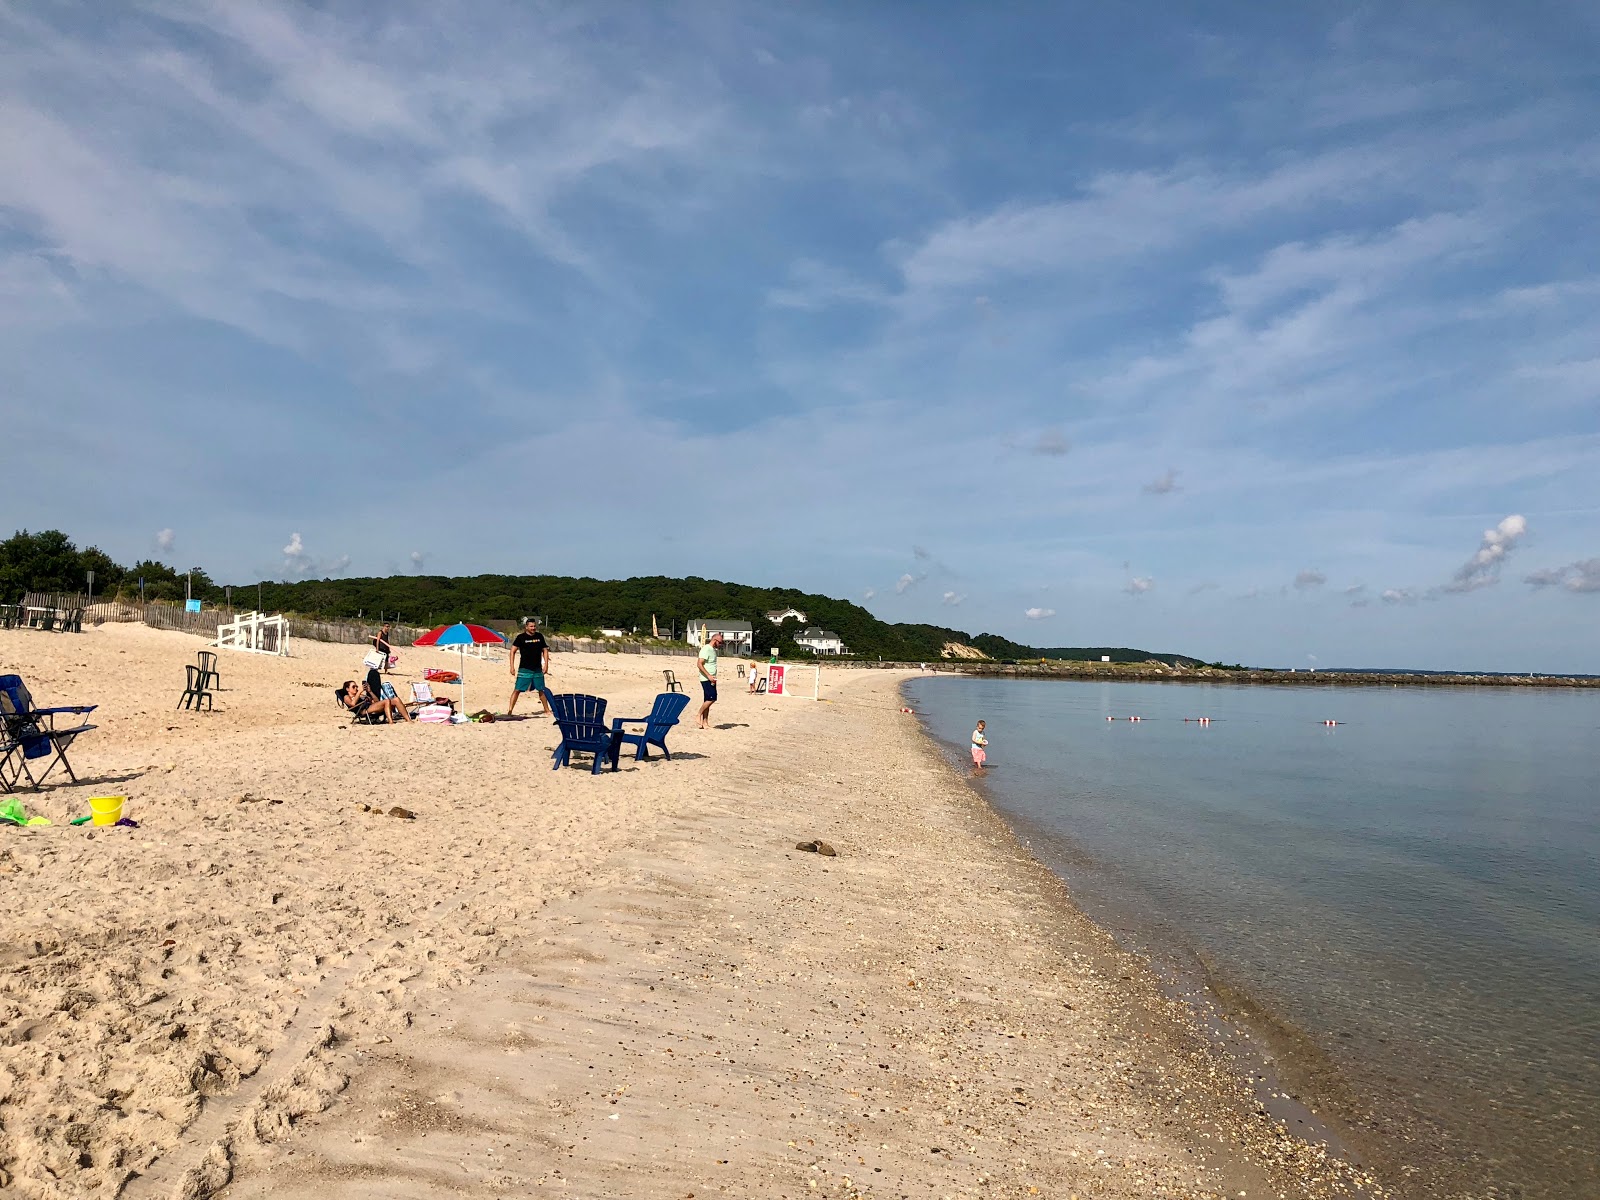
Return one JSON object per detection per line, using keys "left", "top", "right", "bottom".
{"left": 77, "top": 603, "right": 698, "bottom": 661}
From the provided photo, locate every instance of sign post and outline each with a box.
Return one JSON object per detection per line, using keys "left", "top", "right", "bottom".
{"left": 86, "top": 570, "right": 94, "bottom": 606}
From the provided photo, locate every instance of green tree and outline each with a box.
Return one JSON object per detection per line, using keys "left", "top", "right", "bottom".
{"left": 0, "top": 530, "right": 84, "bottom": 600}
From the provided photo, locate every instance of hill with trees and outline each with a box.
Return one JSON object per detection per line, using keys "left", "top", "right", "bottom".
{"left": 1, "top": 528, "right": 1199, "bottom": 665}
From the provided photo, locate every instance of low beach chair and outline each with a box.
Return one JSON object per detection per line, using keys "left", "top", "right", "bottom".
{"left": 608, "top": 692, "right": 690, "bottom": 767}
{"left": 549, "top": 693, "right": 613, "bottom": 775}
{"left": 0, "top": 674, "right": 97, "bottom": 791}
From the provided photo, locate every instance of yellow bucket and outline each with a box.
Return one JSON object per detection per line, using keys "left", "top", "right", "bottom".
{"left": 89, "top": 795, "right": 125, "bottom": 826}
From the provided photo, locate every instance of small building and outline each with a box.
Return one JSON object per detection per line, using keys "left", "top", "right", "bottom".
{"left": 599, "top": 627, "right": 626, "bottom": 638}
{"left": 687, "top": 619, "right": 754, "bottom": 654}
{"left": 794, "top": 627, "right": 847, "bottom": 655}
{"left": 764, "top": 607, "right": 808, "bottom": 625}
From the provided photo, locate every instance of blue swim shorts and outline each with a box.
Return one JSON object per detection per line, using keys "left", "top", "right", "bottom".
{"left": 701, "top": 680, "right": 718, "bottom": 702}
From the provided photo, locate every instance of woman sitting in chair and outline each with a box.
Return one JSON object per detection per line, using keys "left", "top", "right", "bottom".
{"left": 336, "top": 670, "right": 414, "bottom": 723}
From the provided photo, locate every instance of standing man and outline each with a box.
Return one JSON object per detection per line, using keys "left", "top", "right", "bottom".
{"left": 507, "top": 617, "right": 552, "bottom": 717}
{"left": 697, "top": 631, "right": 723, "bottom": 728}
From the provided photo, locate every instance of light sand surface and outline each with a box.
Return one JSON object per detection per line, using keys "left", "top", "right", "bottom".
{"left": 2, "top": 623, "right": 1381, "bottom": 1198}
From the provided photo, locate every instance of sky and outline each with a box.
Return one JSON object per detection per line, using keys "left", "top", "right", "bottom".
{"left": 2, "top": 1, "right": 1597, "bottom": 672}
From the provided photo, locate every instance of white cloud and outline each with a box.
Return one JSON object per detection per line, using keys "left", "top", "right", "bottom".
{"left": 941, "top": 591, "right": 965, "bottom": 606}
{"left": 1439, "top": 514, "right": 1527, "bottom": 594}
{"left": 1294, "top": 569, "right": 1327, "bottom": 590}
{"left": 895, "top": 573, "right": 918, "bottom": 594}
{"left": 1381, "top": 588, "right": 1417, "bottom": 605}
{"left": 1024, "top": 607, "right": 1055, "bottom": 620}
{"left": 409, "top": 550, "right": 427, "bottom": 571}
{"left": 1124, "top": 576, "right": 1154, "bottom": 595}
{"left": 862, "top": 587, "right": 876, "bottom": 600}
{"left": 155, "top": 528, "right": 176, "bottom": 553}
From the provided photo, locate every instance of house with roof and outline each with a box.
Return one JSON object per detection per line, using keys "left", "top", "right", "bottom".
{"left": 687, "top": 619, "right": 754, "bottom": 654}
{"left": 794, "top": 627, "right": 847, "bottom": 655}
{"left": 764, "top": 606, "right": 808, "bottom": 625}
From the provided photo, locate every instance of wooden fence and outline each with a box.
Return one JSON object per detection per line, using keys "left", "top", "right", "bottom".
{"left": 72, "top": 602, "right": 699, "bottom": 659}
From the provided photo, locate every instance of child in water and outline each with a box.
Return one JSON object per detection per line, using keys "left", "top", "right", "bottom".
{"left": 970, "top": 719, "right": 988, "bottom": 772}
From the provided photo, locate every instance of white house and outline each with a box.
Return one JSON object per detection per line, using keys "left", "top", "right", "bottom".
{"left": 794, "top": 626, "right": 847, "bottom": 655}
{"left": 764, "top": 607, "right": 808, "bottom": 625}
{"left": 687, "top": 619, "right": 754, "bottom": 654}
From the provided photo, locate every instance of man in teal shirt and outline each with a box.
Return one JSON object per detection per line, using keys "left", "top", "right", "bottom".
{"left": 696, "top": 632, "right": 722, "bottom": 728}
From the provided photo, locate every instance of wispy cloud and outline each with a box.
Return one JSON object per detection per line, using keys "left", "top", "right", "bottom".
{"left": 1381, "top": 588, "right": 1417, "bottom": 606}
{"left": 409, "top": 550, "right": 428, "bottom": 572}
{"left": 155, "top": 528, "right": 176, "bottom": 554}
{"left": 942, "top": 591, "right": 965, "bottom": 606}
{"left": 895, "top": 573, "right": 919, "bottom": 595}
{"left": 1294, "top": 569, "right": 1327, "bottom": 591}
{"left": 1030, "top": 428, "right": 1071, "bottom": 457}
{"left": 282, "top": 531, "right": 350, "bottom": 579}
{"left": 1124, "top": 576, "right": 1154, "bottom": 595}
{"left": 1142, "top": 469, "right": 1180, "bottom": 495}
{"left": 1439, "top": 515, "right": 1528, "bottom": 594}
{"left": 1525, "top": 559, "right": 1600, "bottom": 593}
{"left": 1024, "top": 607, "right": 1055, "bottom": 620}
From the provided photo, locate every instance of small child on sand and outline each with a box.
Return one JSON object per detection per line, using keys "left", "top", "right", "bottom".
{"left": 970, "top": 719, "right": 988, "bottom": 772}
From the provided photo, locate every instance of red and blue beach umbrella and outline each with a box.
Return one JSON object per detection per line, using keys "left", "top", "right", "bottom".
{"left": 411, "top": 622, "right": 507, "bottom": 714}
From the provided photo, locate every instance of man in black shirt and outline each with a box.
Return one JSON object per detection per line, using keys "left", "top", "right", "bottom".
{"left": 507, "top": 617, "right": 552, "bottom": 717}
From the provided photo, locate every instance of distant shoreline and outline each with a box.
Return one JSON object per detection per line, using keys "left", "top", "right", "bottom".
{"left": 850, "top": 661, "right": 1600, "bottom": 688}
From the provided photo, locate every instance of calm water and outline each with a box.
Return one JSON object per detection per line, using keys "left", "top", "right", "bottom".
{"left": 904, "top": 677, "right": 1600, "bottom": 1199}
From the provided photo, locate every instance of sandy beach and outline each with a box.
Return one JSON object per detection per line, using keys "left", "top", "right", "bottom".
{"left": 2, "top": 623, "right": 1383, "bottom": 1199}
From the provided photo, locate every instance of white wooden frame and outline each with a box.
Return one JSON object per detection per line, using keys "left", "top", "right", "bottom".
{"left": 215, "top": 611, "right": 290, "bottom": 656}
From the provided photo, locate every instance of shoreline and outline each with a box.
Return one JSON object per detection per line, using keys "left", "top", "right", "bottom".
{"left": 3, "top": 626, "right": 1385, "bottom": 1198}
{"left": 900, "top": 688, "right": 1391, "bottom": 1193}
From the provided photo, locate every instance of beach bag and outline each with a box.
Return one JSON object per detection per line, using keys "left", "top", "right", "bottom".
{"left": 362, "top": 651, "right": 386, "bottom": 671}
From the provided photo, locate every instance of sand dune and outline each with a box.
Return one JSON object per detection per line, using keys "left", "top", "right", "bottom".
{"left": 1, "top": 623, "right": 1378, "bottom": 1198}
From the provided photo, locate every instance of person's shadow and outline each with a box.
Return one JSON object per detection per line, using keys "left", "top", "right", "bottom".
{"left": 714, "top": 723, "right": 750, "bottom": 730}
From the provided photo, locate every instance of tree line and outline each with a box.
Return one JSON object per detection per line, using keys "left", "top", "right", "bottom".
{"left": 1, "top": 528, "right": 1200, "bottom": 665}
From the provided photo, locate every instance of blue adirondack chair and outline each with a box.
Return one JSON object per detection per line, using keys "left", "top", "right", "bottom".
{"left": 549, "top": 693, "right": 614, "bottom": 775}
{"left": 0, "top": 674, "right": 97, "bottom": 792}
{"left": 608, "top": 692, "right": 691, "bottom": 767}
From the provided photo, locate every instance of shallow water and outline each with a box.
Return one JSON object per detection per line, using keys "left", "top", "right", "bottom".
{"left": 904, "top": 676, "right": 1600, "bottom": 1199}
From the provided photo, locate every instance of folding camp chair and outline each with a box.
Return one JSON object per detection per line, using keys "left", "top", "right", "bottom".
{"left": 0, "top": 674, "right": 97, "bottom": 791}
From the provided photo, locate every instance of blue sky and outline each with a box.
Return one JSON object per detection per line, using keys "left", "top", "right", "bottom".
{"left": 3, "top": 2, "right": 1597, "bottom": 671}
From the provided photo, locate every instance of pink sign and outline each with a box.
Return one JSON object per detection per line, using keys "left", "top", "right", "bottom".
{"left": 767, "top": 664, "right": 786, "bottom": 695}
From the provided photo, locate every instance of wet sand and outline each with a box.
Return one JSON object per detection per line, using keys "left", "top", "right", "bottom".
{"left": 1, "top": 623, "right": 1384, "bottom": 1198}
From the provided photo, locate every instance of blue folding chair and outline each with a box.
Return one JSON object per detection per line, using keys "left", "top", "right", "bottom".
{"left": 0, "top": 674, "right": 97, "bottom": 791}
{"left": 549, "top": 694, "right": 614, "bottom": 775}
{"left": 609, "top": 692, "right": 691, "bottom": 767}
